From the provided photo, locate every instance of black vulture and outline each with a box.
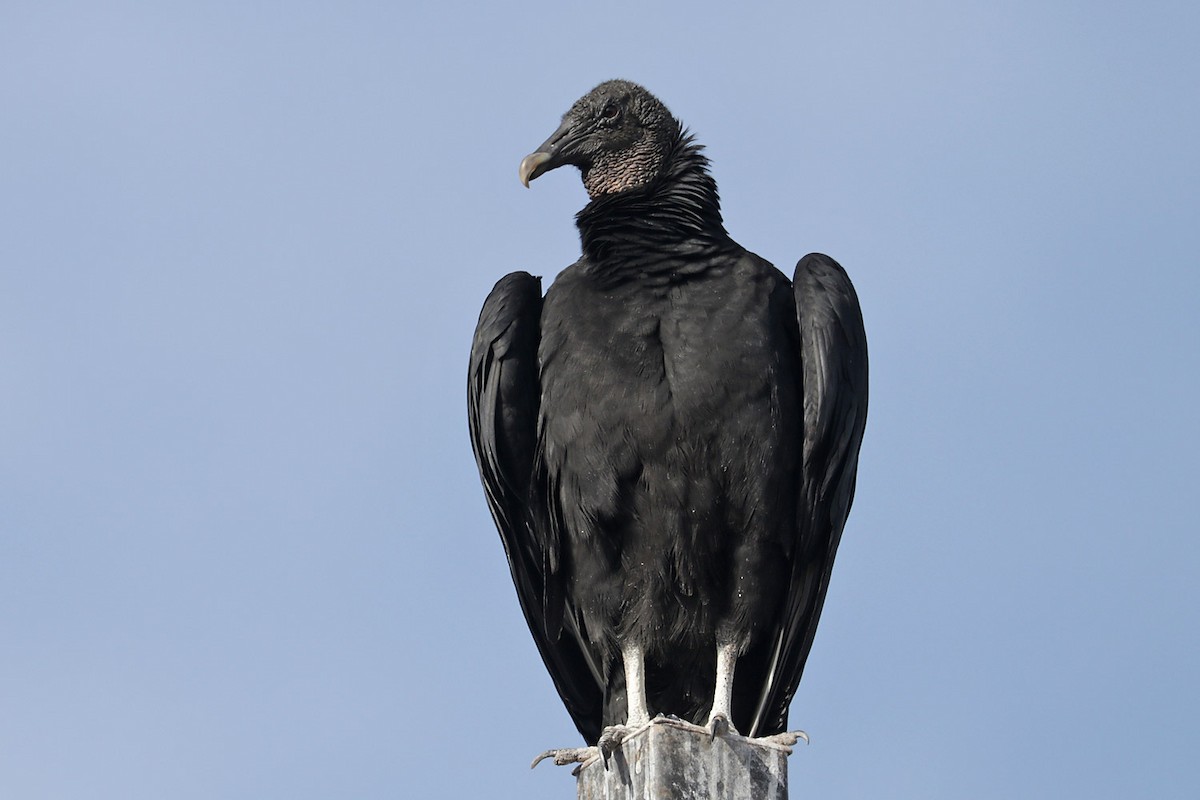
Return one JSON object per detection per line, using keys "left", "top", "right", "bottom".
{"left": 468, "top": 80, "right": 867, "bottom": 761}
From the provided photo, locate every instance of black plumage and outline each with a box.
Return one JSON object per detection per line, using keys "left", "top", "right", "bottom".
{"left": 468, "top": 80, "right": 867, "bottom": 747}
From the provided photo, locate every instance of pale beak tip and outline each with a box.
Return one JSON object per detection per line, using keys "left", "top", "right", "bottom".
{"left": 519, "top": 151, "right": 553, "bottom": 188}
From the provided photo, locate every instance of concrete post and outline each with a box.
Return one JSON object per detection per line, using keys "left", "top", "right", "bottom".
{"left": 576, "top": 721, "right": 798, "bottom": 800}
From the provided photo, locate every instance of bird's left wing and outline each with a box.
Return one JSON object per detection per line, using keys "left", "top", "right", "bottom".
{"left": 749, "top": 252, "right": 869, "bottom": 736}
{"left": 467, "top": 271, "right": 604, "bottom": 744}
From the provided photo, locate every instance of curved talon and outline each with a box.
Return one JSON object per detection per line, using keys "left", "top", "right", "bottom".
{"left": 706, "top": 712, "right": 738, "bottom": 741}
{"left": 596, "top": 729, "right": 623, "bottom": 767}
{"left": 596, "top": 722, "right": 646, "bottom": 767}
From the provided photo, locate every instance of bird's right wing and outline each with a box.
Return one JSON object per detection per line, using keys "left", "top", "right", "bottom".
{"left": 467, "top": 271, "right": 604, "bottom": 744}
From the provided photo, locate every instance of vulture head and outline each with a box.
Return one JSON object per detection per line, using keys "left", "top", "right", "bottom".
{"left": 519, "top": 80, "right": 680, "bottom": 199}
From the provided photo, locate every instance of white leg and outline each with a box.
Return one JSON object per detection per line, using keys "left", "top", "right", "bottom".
{"left": 622, "top": 640, "right": 651, "bottom": 726}
{"left": 706, "top": 641, "right": 740, "bottom": 737}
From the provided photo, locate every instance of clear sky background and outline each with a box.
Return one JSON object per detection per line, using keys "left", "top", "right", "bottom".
{"left": 2, "top": 2, "right": 1197, "bottom": 798}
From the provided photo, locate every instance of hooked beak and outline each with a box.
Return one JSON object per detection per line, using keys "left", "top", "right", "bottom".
{"left": 518, "top": 119, "right": 581, "bottom": 188}
{"left": 518, "top": 152, "right": 553, "bottom": 188}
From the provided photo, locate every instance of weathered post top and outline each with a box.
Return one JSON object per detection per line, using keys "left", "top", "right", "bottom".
{"left": 576, "top": 720, "right": 801, "bottom": 800}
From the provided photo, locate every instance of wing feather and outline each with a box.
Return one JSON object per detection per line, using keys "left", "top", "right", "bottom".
{"left": 467, "top": 271, "right": 604, "bottom": 744}
{"left": 750, "top": 252, "right": 868, "bottom": 735}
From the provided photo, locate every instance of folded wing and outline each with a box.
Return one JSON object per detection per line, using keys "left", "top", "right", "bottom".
{"left": 750, "top": 252, "right": 869, "bottom": 736}
{"left": 467, "top": 271, "right": 604, "bottom": 744}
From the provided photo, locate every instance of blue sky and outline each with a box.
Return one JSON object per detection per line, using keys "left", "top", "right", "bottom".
{"left": 2, "top": 2, "right": 1198, "bottom": 798}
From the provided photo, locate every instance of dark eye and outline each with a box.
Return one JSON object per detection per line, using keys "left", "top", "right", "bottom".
{"left": 601, "top": 103, "right": 621, "bottom": 121}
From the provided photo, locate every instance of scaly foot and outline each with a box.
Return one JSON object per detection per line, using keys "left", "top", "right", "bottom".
{"left": 530, "top": 746, "right": 598, "bottom": 769}
{"left": 530, "top": 720, "right": 654, "bottom": 770}
{"left": 758, "top": 729, "right": 810, "bottom": 753}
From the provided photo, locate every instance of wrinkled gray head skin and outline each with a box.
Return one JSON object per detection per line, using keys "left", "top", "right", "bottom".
{"left": 519, "top": 80, "right": 680, "bottom": 199}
